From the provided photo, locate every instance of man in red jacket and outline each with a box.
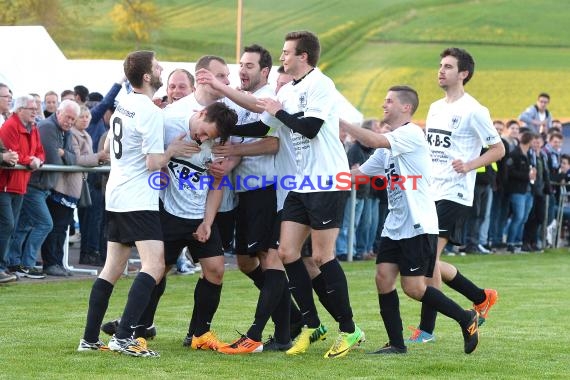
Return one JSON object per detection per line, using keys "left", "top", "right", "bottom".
{"left": 0, "top": 95, "right": 45, "bottom": 281}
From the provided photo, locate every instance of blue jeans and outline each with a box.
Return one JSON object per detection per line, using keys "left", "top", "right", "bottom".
{"left": 356, "top": 197, "right": 379, "bottom": 254}
{"left": 479, "top": 186, "right": 493, "bottom": 245}
{"left": 335, "top": 196, "right": 365, "bottom": 255}
{"left": 78, "top": 183, "right": 104, "bottom": 253}
{"left": 488, "top": 191, "right": 509, "bottom": 245}
{"left": 0, "top": 192, "right": 23, "bottom": 270}
{"left": 8, "top": 186, "right": 53, "bottom": 268}
{"left": 506, "top": 192, "right": 534, "bottom": 245}
{"left": 41, "top": 197, "right": 74, "bottom": 268}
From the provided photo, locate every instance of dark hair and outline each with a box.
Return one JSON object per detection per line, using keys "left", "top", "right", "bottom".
{"left": 243, "top": 44, "right": 273, "bottom": 72}
{"left": 168, "top": 68, "right": 195, "bottom": 87}
{"left": 548, "top": 131, "right": 563, "bottom": 141}
{"left": 74, "top": 85, "right": 89, "bottom": 102}
{"left": 561, "top": 154, "right": 570, "bottom": 165}
{"left": 441, "top": 47, "right": 475, "bottom": 85}
{"left": 285, "top": 31, "right": 320, "bottom": 67}
{"left": 538, "top": 93, "right": 550, "bottom": 100}
{"left": 203, "top": 102, "right": 237, "bottom": 144}
{"left": 195, "top": 55, "right": 226, "bottom": 72}
{"left": 506, "top": 119, "right": 520, "bottom": 128}
{"left": 388, "top": 85, "right": 419, "bottom": 115}
{"left": 519, "top": 131, "right": 536, "bottom": 145}
{"left": 123, "top": 50, "right": 155, "bottom": 88}
{"left": 88, "top": 92, "right": 103, "bottom": 102}
{"left": 60, "top": 89, "right": 74, "bottom": 99}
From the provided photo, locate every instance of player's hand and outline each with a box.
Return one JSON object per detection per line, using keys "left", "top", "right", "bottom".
{"left": 195, "top": 68, "right": 223, "bottom": 90}
{"left": 207, "top": 160, "right": 226, "bottom": 179}
{"left": 452, "top": 159, "right": 471, "bottom": 174}
{"left": 168, "top": 133, "right": 201, "bottom": 157}
{"left": 212, "top": 143, "right": 233, "bottom": 156}
{"left": 193, "top": 222, "right": 211, "bottom": 242}
{"left": 257, "top": 98, "right": 283, "bottom": 116}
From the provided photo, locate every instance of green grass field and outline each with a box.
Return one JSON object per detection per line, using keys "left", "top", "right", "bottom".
{"left": 1, "top": 250, "right": 569, "bottom": 379}
{"left": 51, "top": 0, "right": 570, "bottom": 120}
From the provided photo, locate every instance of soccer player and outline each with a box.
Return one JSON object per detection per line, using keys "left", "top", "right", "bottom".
{"left": 342, "top": 85, "right": 480, "bottom": 354}
{"left": 256, "top": 30, "right": 364, "bottom": 358}
{"left": 205, "top": 45, "right": 293, "bottom": 354}
{"left": 408, "top": 47, "right": 504, "bottom": 342}
{"left": 77, "top": 50, "right": 197, "bottom": 357}
{"left": 162, "top": 101, "right": 237, "bottom": 351}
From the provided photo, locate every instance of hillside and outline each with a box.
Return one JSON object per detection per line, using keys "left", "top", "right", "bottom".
{"left": 53, "top": 0, "right": 570, "bottom": 119}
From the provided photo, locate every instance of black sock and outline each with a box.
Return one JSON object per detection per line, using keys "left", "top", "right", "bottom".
{"left": 246, "top": 265, "right": 265, "bottom": 289}
{"left": 193, "top": 277, "right": 222, "bottom": 337}
{"left": 187, "top": 278, "right": 202, "bottom": 337}
{"left": 319, "top": 260, "right": 354, "bottom": 333}
{"left": 272, "top": 281, "right": 292, "bottom": 343}
{"left": 247, "top": 269, "right": 287, "bottom": 342}
{"left": 419, "top": 301, "right": 437, "bottom": 334}
{"left": 83, "top": 278, "right": 114, "bottom": 342}
{"left": 116, "top": 272, "right": 156, "bottom": 339}
{"left": 379, "top": 290, "right": 405, "bottom": 349}
{"left": 135, "top": 277, "right": 166, "bottom": 338}
{"left": 421, "top": 286, "right": 468, "bottom": 326}
{"left": 445, "top": 271, "right": 486, "bottom": 305}
{"left": 284, "top": 258, "right": 320, "bottom": 328}
{"left": 312, "top": 273, "right": 339, "bottom": 322}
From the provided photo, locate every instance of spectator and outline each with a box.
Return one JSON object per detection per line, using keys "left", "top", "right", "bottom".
{"left": 1, "top": 95, "right": 45, "bottom": 280}
{"left": 10, "top": 99, "right": 79, "bottom": 277}
{"left": 61, "top": 89, "right": 75, "bottom": 101}
{"left": 335, "top": 118, "right": 375, "bottom": 261}
{"left": 29, "top": 93, "right": 45, "bottom": 122}
{"left": 70, "top": 106, "right": 110, "bottom": 265}
{"left": 0, "top": 83, "right": 13, "bottom": 124}
{"left": 43, "top": 90, "right": 59, "bottom": 118}
{"left": 519, "top": 93, "right": 553, "bottom": 135}
{"left": 73, "top": 85, "right": 90, "bottom": 106}
{"left": 502, "top": 119, "right": 520, "bottom": 152}
{"left": 522, "top": 134, "right": 550, "bottom": 252}
{"left": 488, "top": 120, "right": 511, "bottom": 250}
{"left": 542, "top": 131, "right": 563, "bottom": 226}
{"left": 504, "top": 131, "right": 536, "bottom": 253}
{"left": 464, "top": 147, "right": 496, "bottom": 254}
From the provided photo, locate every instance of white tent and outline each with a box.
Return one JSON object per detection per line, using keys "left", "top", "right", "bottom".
{"left": 0, "top": 26, "right": 362, "bottom": 124}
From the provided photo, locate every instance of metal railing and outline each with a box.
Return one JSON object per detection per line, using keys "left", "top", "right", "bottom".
{"left": 4, "top": 164, "right": 111, "bottom": 276}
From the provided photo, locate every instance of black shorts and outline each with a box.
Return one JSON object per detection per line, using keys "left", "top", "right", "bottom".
{"left": 160, "top": 209, "right": 224, "bottom": 265}
{"left": 376, "top": 234, "right": 438, "bottom": 277}
{"left": 214, "top": 209, "right": 236, "bottom": 252}
{"left": 235, "top": 185, "right": 277, "bottom": 255}
{"left": 106, "top": 210, "right": 162, "bottom": 246}
{"left": 436, "top": 200, "right": 471, "bottom": 245}
{"left": 282, "top": 191, "right": 347, "bottom": 229}
{"left": 269, "top": 210, "right": 282, "bottom": 250}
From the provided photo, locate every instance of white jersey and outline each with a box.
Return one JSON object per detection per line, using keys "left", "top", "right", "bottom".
{"left": 161, "top": 94, "right": 211, "bottom": 219}
{"left": 106, "top": 93, "right": 165, "bottom": 212}
{"left": 232, "top": 84, "right": 277, "bottom": 192}
{"left": 426, "top": 93, "right": 501, "bottom": 206}
{"left": 261, "top": 68, "right": 349, "bottom": 193}
{"left": 274, "top": 121, "right": 297, "bottom": 211}
{"left": 360, "top": 123, "right": 439, "bottom": 239}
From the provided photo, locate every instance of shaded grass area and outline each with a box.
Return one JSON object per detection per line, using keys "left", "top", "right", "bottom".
{"left": 1, "top": 249, "right": 569, "bottom": 379}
